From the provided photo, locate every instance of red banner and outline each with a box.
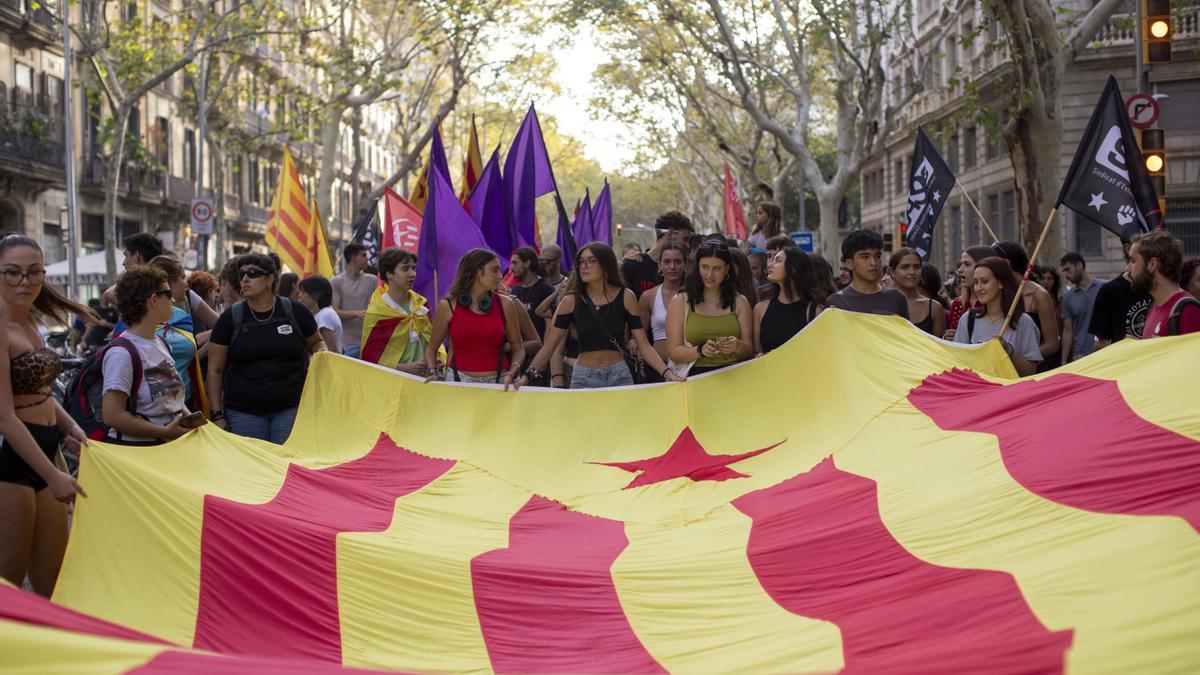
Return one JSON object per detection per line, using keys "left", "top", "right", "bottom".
{"left": 382, "top": 186, "right": 422, "bottom": 253}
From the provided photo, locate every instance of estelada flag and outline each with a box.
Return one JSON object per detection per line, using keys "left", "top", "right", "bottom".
{"left": 359, "top": 286, "right": 436, "bottom": 368}
{"left": 33, "top": 312, "right": 1200, "bottom": 673}
{"left": 1058, "top": 75, "right": 1163, "bottom": 240}
{"left": 264, "top": 147, "right": 314, "bottom": 274}
{"left": 724, "top": 162, "right": 747, "bottom": 240}
{"left": 381, "top": 186, "right": 421, "bottom": 253}
{"left": 304, "top": 197, "right": 335, "bottom": 278}
{"left": 460, "top": 115, "right": 484, "bottom": 210}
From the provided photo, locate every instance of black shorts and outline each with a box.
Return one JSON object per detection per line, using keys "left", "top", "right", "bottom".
{"left": 0, "top": 422, "right": 61, "bottom": 491}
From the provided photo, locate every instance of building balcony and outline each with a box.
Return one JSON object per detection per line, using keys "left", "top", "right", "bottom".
{"left": 0, "top": 97, "right": 65, "bottom": 184}
{"left": 0, "top": 0, "right": 61, "bottom": 50}
{"left": 1091, "top": 7, "right": 1199, "bottom": 50}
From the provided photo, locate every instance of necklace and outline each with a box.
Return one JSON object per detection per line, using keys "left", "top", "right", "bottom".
{"left": 249, "top": 300, "right": 276, "bottom": 322}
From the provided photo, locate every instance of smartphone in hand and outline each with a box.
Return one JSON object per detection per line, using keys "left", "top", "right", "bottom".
{"left": 180, "top": 411, "right": 207, "bottom": 429}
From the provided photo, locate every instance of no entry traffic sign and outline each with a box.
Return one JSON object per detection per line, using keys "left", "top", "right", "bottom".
{"left": 1126, "top": 94, "right": 1159, "bottom": 129}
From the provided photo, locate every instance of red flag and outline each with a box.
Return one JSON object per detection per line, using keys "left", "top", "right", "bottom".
{"left": 723, "top": 163, "right": 747, "bottom": 240}
{"left": 382, "top": 186, "right": 422, "bottom": 253}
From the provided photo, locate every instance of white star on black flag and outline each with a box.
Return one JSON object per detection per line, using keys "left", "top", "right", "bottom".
{"left": 904, "top": 127, "right": 956, "bottom": 260}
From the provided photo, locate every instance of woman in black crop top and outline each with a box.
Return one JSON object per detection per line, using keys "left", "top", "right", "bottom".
{"left": 0, "top": 234, "right": 92, "bottom": 596}
{"left": 517, "top": 243, "right": 681, "bottom": 389}
{"left": 754, "top": 247, "right": 825, "bottom": 354}
{"left": 889, "top": 247, "right": 945, "bottom": 337}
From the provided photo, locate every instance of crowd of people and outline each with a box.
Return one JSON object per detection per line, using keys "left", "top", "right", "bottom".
{"left": 2, "top": 201, "right": 1200, "bottom": 596}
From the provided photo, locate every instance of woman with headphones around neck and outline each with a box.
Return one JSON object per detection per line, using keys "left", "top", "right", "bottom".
{"left": 424, "top": 249, "right": 525, "bottom": 388}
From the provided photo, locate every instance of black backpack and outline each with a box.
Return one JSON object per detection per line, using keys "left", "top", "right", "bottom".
{"left": 228, "top": 298, "right": 305, "bottom": 350}
{"left": 64, "top": 336, "right": 147, "bottom": 441}
{"left": 1168, "top": 295, "right": 1200, "bottom": 336}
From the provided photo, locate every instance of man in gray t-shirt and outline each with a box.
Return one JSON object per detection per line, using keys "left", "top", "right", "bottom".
{"left": 331, "top": 243, "right": 378, "bottom": 358}
{"left": 825, "top": 229, "right": 910, "bottom": 320}
{"left": 1059, "top": 252, "right": 1104, "bottom": 363}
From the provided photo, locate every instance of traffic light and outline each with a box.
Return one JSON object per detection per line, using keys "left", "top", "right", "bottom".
{"left": 897, "top": 221, "right": 907, "bottom": 250}
{"left": 1144, "top": 0, "right": 1172, "bottom": 64}
{"left": 1141, "top": 127, "right": 1166, "bottom": 196}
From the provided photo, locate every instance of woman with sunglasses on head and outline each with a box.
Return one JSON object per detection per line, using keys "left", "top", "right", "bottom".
{"left": 206, "top": 253, "right": 325, "bottom": 444}
{"left": 889, "top": 247, "right": 946, "bottom": 337}
{"left": 667, "top": 242, "right": 754, "bottom": 375}
{"left": 0, "top": 234, "right": 91, "bottom": 596}
{"left": 754, "top": 247, "right": 824, "bottom": 354}
{"left": 102, "top": 266, "right": 198, "bottom": 445}
{"left": 518, "top": 243, "right": 678, "bottom": 389}
{"left": 424, "top": 249, "right": 525, "bottom": 387}
{"left": 954, "top": 257, "right": 1042, "bottom": 377}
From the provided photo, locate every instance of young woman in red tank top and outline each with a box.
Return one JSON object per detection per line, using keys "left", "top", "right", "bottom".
{"left": 424, "top": 249, "right": 525, "bottom": 388}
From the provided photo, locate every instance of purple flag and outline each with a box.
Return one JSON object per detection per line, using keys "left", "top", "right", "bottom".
{"left": 415, "top": 148, "right": 489, "bottom": 309}
{"left": 554, "top": 192, "right": 577, "bottom": 272}
{"left": 503, "top": 105, "right": 557, "bottom": 248}
{"left": 468, "top": 147, "right": 515, "bottom": 268}
{"left": 572, "top": 189, "right": 593, "bottom": 246}
{"left": 430, "top": 124, "right": 452, "bottom": 186}
{"left": 590, "top": 180, "right": 613, "bottom": 246}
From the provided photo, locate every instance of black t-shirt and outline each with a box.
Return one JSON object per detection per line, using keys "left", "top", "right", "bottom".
{"left": 511, "top": 278, "right": 555, "bottom": 338}
{"left": 211, "top": 298, "right": 318, "bottom": 415}
{"left": 85, "top": 306, "right": 119, "bottom": 347}
{"left": 621, "top": 253, "right": 660, "bottom": 298}
{"left": 1088, "top": 273, "right": 1151, "bottom": 344}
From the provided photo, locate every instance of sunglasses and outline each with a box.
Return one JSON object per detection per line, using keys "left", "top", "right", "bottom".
{"left": 240, "top": 268, "right": 269, "bottom": 280}
{"left": 151, "top": 288, "right": 173, "bottom": 300}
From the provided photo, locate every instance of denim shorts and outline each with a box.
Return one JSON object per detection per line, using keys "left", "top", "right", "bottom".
{"left": 570, "top": 361, "right": 633, "bottom": 389}
{"left": 444, "top": 370, "right": 502, "bottom": 384}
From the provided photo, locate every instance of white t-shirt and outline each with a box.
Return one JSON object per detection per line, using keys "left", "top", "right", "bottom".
{"left": 102, "top": 332, "right": 185, "bottom": 441}
{"left": 954, "top": 312, "right": 1043, "bottom": 363}
{"left": 315, "top": 306, "right": 344, "bottom": 354}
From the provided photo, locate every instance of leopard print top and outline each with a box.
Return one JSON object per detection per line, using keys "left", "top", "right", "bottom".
{"left": 10, "top": 347, "right": 61, "bottom": 396}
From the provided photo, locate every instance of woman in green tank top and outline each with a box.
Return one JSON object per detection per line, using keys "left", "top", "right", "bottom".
{"left": 666, "top": 242, "right": 754, "bottom": 375}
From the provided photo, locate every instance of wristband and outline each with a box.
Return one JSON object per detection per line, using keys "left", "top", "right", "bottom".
{"left": 210, "top": 410, "right": 225, "bottom": 421}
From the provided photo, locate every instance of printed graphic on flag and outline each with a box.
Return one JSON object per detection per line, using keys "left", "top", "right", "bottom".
{"left": 905, "top": 127, "right": 956, "bottom": 260}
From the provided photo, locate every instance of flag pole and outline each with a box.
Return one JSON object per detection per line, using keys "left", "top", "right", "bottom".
{"left": 955, "top": 180, "right": 1000, "bottom": 243}
{"left": 999, "top": 206, "right": 1058, "bottom": 337}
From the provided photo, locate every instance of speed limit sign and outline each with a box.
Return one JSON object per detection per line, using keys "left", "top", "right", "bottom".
{"left": 191, "top": 197, "right": 214, "bottom": 235}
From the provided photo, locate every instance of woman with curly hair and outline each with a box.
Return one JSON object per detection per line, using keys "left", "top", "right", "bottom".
{"left": 102, "top": 266, "right": 197, "bottom": 444}
{"left": 0, "top": 234, "right": 91, "bottom": 595}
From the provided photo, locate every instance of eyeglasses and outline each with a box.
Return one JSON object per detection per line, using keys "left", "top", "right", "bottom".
{"left": 151, "top": 288, "right": 173, "bottom": 300}
{"left": 239, "top": 268, "right": 269, "bottom": 280}
{"left": 577, "top": 258, "right": 599, "bottom": 268}
{"left": 3, "top": 269, "right": 45, "bottom": 286}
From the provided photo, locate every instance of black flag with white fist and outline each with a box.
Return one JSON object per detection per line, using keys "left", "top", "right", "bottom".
{"left": 905, "top": 127, "right": 956, "bottom": 260}
{"left": 1057, "top": 75, "right": 1162, "bottom": 241}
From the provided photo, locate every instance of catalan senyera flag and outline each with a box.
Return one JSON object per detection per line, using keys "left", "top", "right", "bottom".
{"left": 460, "top": 115, "right": 484, "bottom": 210}
{"left": 359, "top": 286, "right": 435, "bottom": 368}
{"left": 264, "top": 147, "right": 315, "bottom": 275}
{"left": 14, "top": 312, "right": 1200, "bottom": 673}
{"left": 305, "top": 197, "right": 336, "bottom": 278}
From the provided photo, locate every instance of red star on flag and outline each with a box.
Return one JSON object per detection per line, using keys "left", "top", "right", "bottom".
{"left": 593, "top": 427, "right": 783, "bottom": 489}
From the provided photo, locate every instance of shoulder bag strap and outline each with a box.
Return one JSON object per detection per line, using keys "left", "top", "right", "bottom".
{"left": 1168, "top": 296, "right": 1200, "bottom": 336}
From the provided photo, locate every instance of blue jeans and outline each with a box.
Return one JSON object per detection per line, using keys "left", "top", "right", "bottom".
{"left": 226, "top": 407, "right": 299, "bottom": 445}
{"left": 570, "top": 361, "right": 634, "bottom": 389}
{"left": 341, "top": 342, "right": 361, "bottom": 359}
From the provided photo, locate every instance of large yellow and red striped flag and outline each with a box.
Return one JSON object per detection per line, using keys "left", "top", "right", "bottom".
{"left": 264, "top": 147, "right": 316, "bottom": 275}
{"left": 13, "top": 312, "right": 1200, "bottom": 673}
{"left": 459, "top": 115, "right": 483, "bottom": 209}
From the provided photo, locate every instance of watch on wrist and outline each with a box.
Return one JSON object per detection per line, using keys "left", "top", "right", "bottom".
{"left": 210, "top": 410, "right": 225, "bottom": 421}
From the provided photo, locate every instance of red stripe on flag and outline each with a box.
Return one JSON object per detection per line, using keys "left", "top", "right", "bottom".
{"left": 289, "top": 192, "right": 311, "bottom": 222}
{"left": 130, "top": 649, "right": 399, "bottom": 673}
{"left": 0, "top": 584, "right": 168, "bottom": 645}
{"left": 471, "top": 496, "right": 665, "bottom": 673}
{"left": 271, "top": 228, "right": 306, "bottom": 271}
{"left": 194, "top": 434, "right": 455, "bottom": 661}
{"left": 910, "top": 369, "right": 1200, "bottom": 532}
{"left": 279, "top": 210, "right": 308, "bottom": 244}
{"left": 361, "top": 317, "right": 402, "bottom": 364}
{"left": 732, "top": 459, "right": 1072, "bottom": 673}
